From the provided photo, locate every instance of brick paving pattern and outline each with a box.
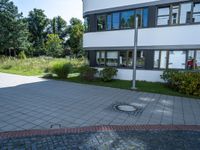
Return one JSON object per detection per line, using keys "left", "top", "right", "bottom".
{"left": 0, "top": 125, "right": 200, "bottom": 149}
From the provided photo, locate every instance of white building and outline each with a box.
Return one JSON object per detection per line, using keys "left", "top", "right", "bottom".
{"left": 83, "top": 0, "right": 200, "bottom": 82}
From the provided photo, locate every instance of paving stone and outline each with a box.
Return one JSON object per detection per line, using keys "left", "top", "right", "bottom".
{"left": 0, "top": 73, "right": 200, "bottom": 133}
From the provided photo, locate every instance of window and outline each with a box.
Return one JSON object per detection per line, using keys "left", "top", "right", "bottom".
{"left": 97, "top": 15, "right": 106, "bottom": 31}
{"left": 127, "top": 51, "right": 133, "bottom": 67}
{"left": 154, "top": 51, "right": 160, "bottom": 68}
{"left": 96, "top": 51, "right": 105, "bottom": 66}
{"left": 84, "top": 17, "right": 89, "bottom": 32}
{"left": 136, "top": 9, "right": 143, "bottom": 28}
{"left": 106, "top": 14, "right": 112, "bottom": 30}
{"left": 171, "top": 5, "right": 179, "bottom": 24}
{"left": 142, "top": 8, "right": 149, "bottom": 27}
{"left": 196, "top": 51, "right": 200, "bottom": 69}
{"left": 180, "top": 3, "right": 192, "bottom": 24}
{"left": 187, "top": 50, "right": 195, "bottom": 69}
{"left": 106, "top": 51, "right": 118, "bottom": 67}
{"left": 120, "top": 10, "right": 135, "bottom": 29}
{"left": 160, "top": 51, "right": 167, "bottom": 69}
{"left": 112, "top": 12, "right": 120, "bottom": 29}
{"left": 157, "top": 7, "right": 170, "bottom": 25}
{"left": 168, "top": 51, "right": 186, "bottom": 69}
{"left": 193, "top": 3, "right": 200, "bottom": 23}
{"left": 137, "top": 51, "right": 145, "bottom": 68}
{"left": 187, "top": 50, "right": 200, "bottom": 70}
{"left": 119, "top": 51, "right": 127, "bottom": 67}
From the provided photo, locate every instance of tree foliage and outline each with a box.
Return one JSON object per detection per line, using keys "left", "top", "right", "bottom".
{"left": 0, "top": 1, "right": 84, "bottom": 58}
{"left": 27, "top": 8, "right": 49, "bottom": 56}
{"left": 67, "top": 18, "right": 84, "bottom": 57}
{"left": 0, "top": 0, "right": 30, "bottom": 55}
{"left": 48, "top": 16, "right": 68, "bottom": 41}
{"left": 45, "top": 34, "right": 64, "bottom": 57}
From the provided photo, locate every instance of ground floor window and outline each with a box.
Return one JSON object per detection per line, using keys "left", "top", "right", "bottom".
{"left": 153, "top": 50, "right": 200, "bottom": 70}
{"left": 106, "top": 51, "right": 118, "bottom": 67}
{"left": 168, "top": 51, "right": 186, "bottom": 69}
{"left": 93, "top": 50, "right": 200, "bottom": 70}
{"left": 96, "top": 51, "right": 105, "bottom": 66}
{"left": 96, "top": 50, "right": 145, "bottom": 68}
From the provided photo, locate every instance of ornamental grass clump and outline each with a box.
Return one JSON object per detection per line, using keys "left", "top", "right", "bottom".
{"left": 51, "top": 60, "right": 72, "bottom": 79}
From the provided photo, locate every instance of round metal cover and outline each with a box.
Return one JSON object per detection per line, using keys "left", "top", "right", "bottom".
{"left": 115, "top": 104, "right": 137, "bottom": 112}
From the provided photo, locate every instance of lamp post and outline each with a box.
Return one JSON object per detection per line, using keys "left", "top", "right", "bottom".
{"left": 131, "top": 16, "right": 138, "bottom": 90}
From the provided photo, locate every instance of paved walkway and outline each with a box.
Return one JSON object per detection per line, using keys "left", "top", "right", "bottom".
{"left": 0, "top": 73, "right": 200, "bottom": 132}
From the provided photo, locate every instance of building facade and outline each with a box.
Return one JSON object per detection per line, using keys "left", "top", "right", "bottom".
{"left": 83, "top": 0, "right": 200, "bottom": 82}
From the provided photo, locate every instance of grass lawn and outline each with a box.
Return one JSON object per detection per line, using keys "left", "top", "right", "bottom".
{"left": 0, "top": 57, "right": 86, "bottom": 76}
{"left": 48, "top": 75, "right": 200, "bottom": 99}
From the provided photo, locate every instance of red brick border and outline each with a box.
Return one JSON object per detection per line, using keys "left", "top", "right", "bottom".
{"left": 0, "top": 125, "right": 200, "bottom": 139}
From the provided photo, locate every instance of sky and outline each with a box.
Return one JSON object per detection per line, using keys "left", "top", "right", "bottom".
{"left": 12, "top": 0, "right": 83, "bottom": 23}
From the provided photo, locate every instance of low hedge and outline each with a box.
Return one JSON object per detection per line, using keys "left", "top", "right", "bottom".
{"left": 100, "top": 67, "right": 118, "bottom": 82}
{"left": 79, "top": 66, "right": 98, "bottom": 81}
{"left": 161, "top": 70, "right": 200, "bottom": 96}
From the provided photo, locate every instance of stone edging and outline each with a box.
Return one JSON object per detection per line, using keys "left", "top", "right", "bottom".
{"left": 0, "top": 125, "right": 200, "bottom": 140}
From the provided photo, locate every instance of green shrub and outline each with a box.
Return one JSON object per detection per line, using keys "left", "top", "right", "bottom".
{"left": 100, "top": 67, "right": 118, "bottom": 82}
{"left": 161, "top": 70, "right": 200, "bottom": 96}
{"left": 51, "top": 61, "right": 72, "bottom": 79}
{"left": 79, "top": 66, "right": 97, "bottom": 81}
{"left": 18, "top": 51, "right": 27, "bottom": 59}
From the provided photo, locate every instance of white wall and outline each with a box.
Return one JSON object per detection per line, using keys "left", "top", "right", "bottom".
{"left": 84, "top": 30, "right": 134, "bottom": 48}
{"left": 83, "top": 0, "right": 157, "bottom": 13}
{"left": 83, "top": 24, "right": 200, "bottom": 48}
{"left": 97, "top": 68, "right": 164, "bottom": 82}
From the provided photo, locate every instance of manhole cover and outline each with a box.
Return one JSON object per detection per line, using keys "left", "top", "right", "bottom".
{"left": 112, "top": 102, "right": 143, "bottom": 116}
{"left": 116, "top": 104, "right": 137, "bottom": 112}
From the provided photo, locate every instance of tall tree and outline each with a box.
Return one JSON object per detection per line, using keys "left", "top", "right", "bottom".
{"left": 27, "top": 9, "right": 49, "bottom": 56}
{"left": 45, "top": 34, "right": 64, "bottom": 57}
{"left": 48, "top": 16, "right": 68, "bottom": 41}
{"left": 0, "top": 0, "right": 30, "bottom": 56}
{"left": 67, "top": 18, "right": 84, "bottom": 57}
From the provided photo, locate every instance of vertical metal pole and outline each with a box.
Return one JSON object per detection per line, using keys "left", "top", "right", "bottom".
{"left": 132, "top": 16, "right": 138, "bottom": 90}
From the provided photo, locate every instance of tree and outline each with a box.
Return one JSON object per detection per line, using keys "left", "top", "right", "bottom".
{"left": 48, "top": 16, "right": 68, "bottom": 41}
{"left": 0, "top": 0, "right": 30, "bottom": 56}
{"left": 45, "top": 34, "right": 64, "bottom": 57}
{"left": 27, "top": 9, "right": 49, "bottom": 56}
{"left": 67, "top": 18, "right": 84, "bottom": 57}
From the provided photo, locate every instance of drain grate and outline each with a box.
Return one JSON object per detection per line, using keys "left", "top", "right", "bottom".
{"left": 50, "top": 124, "right": 62, "bottom": 129}
{"left": 112, "top": 102, "right": 144, "bottom": 117}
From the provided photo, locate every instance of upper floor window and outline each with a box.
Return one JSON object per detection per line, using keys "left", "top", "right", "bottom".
{"left": 142, "top": 8, "right": 149, "bottom": 27}
{"left": 106, "top": 14, "right": 112, "bottom": 30}
{"left": 97, "top": 15, "right": 106, "bottom": 31}
{"left": 84, "top": 17, "right": 90, "bottom": 32}
{"left": 136, "top": 9, "right": 142, "bottom": 27}
{"left": 120, "top": 10, "right": 135, "bottom": 29}
{"left": 171, "top": 5, "right": 179, "bottom": 24}
{"left": 157, "top": 7, "right": 170, "bottom": 25}
{"left": 193, "top": 3, "right": 200, "bottom": 23}
{"left": 112, "top": 12, "right": 120, "bottom": 29}
{"left": 180, "top": 3, "right": 192, "bottom": 24}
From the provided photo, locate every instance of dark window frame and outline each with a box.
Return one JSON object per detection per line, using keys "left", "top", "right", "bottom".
{"left": 156, "top": 6, "right": 171, "bottom": 26}
{"left": 156, "top": 1, "right": 200, "bottom": 27}
{"left": 153, "top": 50, "right": 200, "bottom": 70}
{"left": 192, "top": 2, "right": 200, "bottom": 23}
{"left": 97, "top": 14, "right": 106, "bottom": 31}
